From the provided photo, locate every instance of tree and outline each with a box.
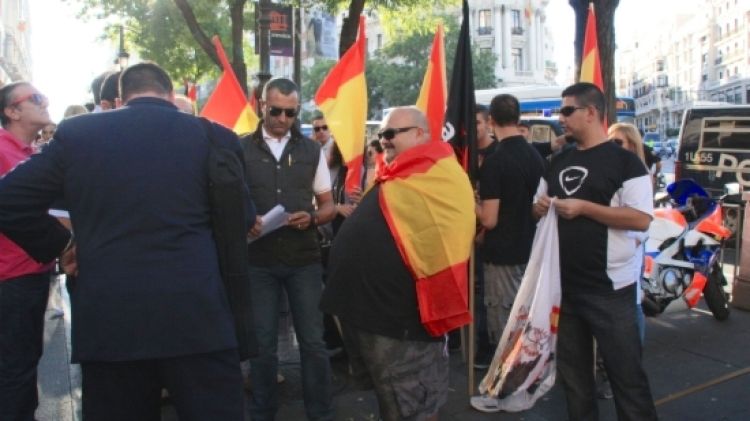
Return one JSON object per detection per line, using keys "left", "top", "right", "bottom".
{"left": 569, "top": 0, "right": 619, "bottom": 124}
{"left": 72, "top": 0, "right": 252, "bottom": 91}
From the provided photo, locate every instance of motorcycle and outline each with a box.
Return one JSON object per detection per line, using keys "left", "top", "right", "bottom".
{"left": 642, "top": 179, "right": 731, "bottom": 320}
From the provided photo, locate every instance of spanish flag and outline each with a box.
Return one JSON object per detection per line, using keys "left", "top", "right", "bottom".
{"left": 579, "top": 3, "right": 603, "bottom": 91}
{"left": 200, "top": 36, "right": 259, "bottom": 134}
{"left": 315, "top": 15, "right": 367, "bottom": 194}
{"left": 377, "top": 141, "right": 475, "bottom": 336}
{"left": 415, "top": 24, "right": 447, "bottom": 143}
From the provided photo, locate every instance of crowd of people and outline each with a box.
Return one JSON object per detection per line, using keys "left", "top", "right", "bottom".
{"left": 0, "top": 59, "right": 660, "bottom": 421}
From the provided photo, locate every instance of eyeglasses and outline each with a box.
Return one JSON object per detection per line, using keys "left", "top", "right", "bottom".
{"left": 559, "top": 106, "right": 587, "bottom": 117}
{"left": 377, "top": 126, "right": 417, "bottom": 141}
{"left": 267, "top": 106, "right": 298, "bottom": 118}
{"left": 10, "top": 93, "right": 47, "bottom": 107}
{"left": 313, "top": 125, "right": 328, "bottom": 132}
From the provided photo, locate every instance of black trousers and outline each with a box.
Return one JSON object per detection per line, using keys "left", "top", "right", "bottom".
{"left": 0, "top": 271, "right": 51, "bottom": 421}
{"left": 81, "top": 348, "right": 243, "bottom": 421}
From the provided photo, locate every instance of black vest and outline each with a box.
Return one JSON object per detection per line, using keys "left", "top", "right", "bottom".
{"left": 240, "top": 127, "right": 321, "bottom": 266}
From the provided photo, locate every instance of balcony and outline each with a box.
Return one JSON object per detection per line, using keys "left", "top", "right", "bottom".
{"left": 511, "top": 27, "right": 524, "bottom": 35}
{"left": 477, "top": 26, "right": 493, "bottom": 36}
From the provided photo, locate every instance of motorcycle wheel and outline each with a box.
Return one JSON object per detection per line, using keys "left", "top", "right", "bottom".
{"left": 704, "top": 263, "right": 730, "bottom": 321}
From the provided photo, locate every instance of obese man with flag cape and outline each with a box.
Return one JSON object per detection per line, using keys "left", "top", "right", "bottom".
{"left": 321, "top": 107, "right": 475, "bottom": 421}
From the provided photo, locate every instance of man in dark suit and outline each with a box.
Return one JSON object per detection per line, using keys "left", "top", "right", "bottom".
{"left": 0, "top": 62, "right": 254, "bottom": 420}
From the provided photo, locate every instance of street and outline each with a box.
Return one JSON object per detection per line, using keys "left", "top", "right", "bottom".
{"left": 35, "top": 252, "right": 750, "bottom": 420}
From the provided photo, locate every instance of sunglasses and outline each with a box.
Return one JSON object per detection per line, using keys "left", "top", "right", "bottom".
{"left": 559, "top": 105, "right": 587, "bottom": 117}
{"left": 313, "top": 125, "right": 328, "bottom": 132}
{"left": 611, "top": 138, "right": 624, "bottom": 146}
{"left": 267, "top": 106, "right": 298, "bottom": 118}
{"left": 10, "top": 93, "right": 47, "bottom": 107}
{"left": 377, "top": 126, "right": 417, "bottom": 141}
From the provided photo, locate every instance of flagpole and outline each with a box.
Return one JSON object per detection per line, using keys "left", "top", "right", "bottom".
{"left": 467, "top": 246, "right": 476, "bottom": 396}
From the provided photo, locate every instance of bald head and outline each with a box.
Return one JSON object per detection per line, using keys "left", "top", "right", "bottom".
{"left": 379, "top": 106, "right": 431, "bottom": 163}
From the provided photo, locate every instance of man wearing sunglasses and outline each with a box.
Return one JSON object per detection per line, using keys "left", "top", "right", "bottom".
{"left": 533, "top": 83, "right": 657, "bottom": 420}
{"left": 240, "top": 77, "right": 336, "bottom": 421}
{"left": 310, "top": 112, "right": 333, "bottom": 157}
{"left": 0, "top": 81, "right": 55, "bottom": 420}
{"left": 322, "top": 107, "right": 476, "bottom": 421}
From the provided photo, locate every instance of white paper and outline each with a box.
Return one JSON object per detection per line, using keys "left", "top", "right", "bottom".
{"left": 247, "top": 204, "right": 289, "bottom": 243}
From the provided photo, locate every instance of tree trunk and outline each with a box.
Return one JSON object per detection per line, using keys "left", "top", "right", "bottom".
{"left": 569, "top": 0, "right": 619, "bottom": 125}
{"left": 339, "top": 0, "right": 366, "bottom": 58}
{"left": 173, "top": 0, "right": 249, "bottom": 93}
{"left": 230, "top": 0, "right": 249, "bottom": 94}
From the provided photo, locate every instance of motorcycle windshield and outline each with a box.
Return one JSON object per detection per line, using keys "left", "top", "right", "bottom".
{"left": 668, "top": 179, "right": 710, "bottom": 206}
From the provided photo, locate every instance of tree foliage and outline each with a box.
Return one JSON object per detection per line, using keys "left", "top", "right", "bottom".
{"left": 301, "top": 16, "right": 497, "bottom": 120}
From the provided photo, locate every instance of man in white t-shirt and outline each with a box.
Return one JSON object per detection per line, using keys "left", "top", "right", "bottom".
{"left": 533, "top": 82, "right": 657, "bottom": 421}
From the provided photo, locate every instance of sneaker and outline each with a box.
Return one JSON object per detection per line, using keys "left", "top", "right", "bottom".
{"left": 470, "top": 395, "right": 503, "bottom": 413}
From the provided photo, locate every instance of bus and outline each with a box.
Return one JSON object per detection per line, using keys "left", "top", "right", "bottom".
{"left": 475, "top": 86, "right": 636, "bottom": 124}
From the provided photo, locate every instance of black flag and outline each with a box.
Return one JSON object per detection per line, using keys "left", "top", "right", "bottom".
{"left": 444, "top": 0, "right": 478, "bottom": 182}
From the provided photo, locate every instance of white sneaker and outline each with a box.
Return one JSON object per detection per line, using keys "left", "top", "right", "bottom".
{"left": 470, "top": 395, "right": 503, "bottom": 413}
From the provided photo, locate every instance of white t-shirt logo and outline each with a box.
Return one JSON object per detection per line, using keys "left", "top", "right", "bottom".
{"left": 559, "top": 166, "right": 588, "bottom": 196}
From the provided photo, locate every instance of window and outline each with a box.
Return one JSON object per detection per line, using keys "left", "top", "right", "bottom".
{"left": 479, "top": 9, "right": 492, "bottom": 28}
{"left": 511, "top": 9, "right": 522, "bottom": 32}
{"left": 512, "top": 48, "right": 523, "bottom": 72}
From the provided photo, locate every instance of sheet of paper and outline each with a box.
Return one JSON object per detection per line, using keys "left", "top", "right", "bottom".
{"left": 247, "top": 204, "right": 289, "bottom": 243}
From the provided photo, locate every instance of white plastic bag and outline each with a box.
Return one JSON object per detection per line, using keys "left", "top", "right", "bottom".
{"left": 476, "top": 202, "right": 561, "bottom": 412}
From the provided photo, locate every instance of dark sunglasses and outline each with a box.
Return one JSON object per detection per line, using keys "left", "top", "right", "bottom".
{"left": 611, "top": 138, "right": 624, "bottom": 146}
{"left": 268, "top": 106, "right": 298, "bottom": 118}
{"left": 11, "top": 93, "right": 47, "bottom": 107}
{"left": 313, "top": 125, "right": 328, "bottom": 132}
{"left": 559, "top": 105, "right": 587, "bottom": 117}
{"left": 377, "top": 126, "right": 417, "bottom": 141}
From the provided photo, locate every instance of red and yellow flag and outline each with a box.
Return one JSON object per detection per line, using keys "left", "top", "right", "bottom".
{"left": 415, "top": 24, "right": 447, "bottom": 143}
{"left": 200, "top": 36, "right": 259, "bottom": 134}
{"left": 315, "top": 16, "right": 368, "bottom": 194}
{"left": 377, "top": 141, "right": 475, "bottom": 336}
{"left": 579, "top": 3, "right": 603, "bottom": 91}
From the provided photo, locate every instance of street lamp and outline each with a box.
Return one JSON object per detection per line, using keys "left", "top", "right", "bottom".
{"left": 115, "top": 25, "right": 130, "bottom": 70}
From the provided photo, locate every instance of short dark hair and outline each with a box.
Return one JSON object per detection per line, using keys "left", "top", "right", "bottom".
{"left": 119, "top": 62, "right": 173, "bottom": 102}
{"left": 561, "top": 82, "right": 606, "bottom": 122}
{"left": 488, "top": 94, "right": 520, "bottom": 127}
{"left": 91, "top": 71, "right": 113, "bottom": 105}
{"left": 310, "top": 110, "right": 325, "bottom": 122}
{"left": 369, "top": 139, "right": 383, "bottom": 153}
{"left": 475, "top": 103, "right": 489, "bottom": 120}
{"left": 0, "top": 81, "right": 30, "bottom": 126}
{"left": 100, "top": 71, "right": 121, "bottom": 103}
{"left": 262, "top": 77, "right": 299, "bottom": 100}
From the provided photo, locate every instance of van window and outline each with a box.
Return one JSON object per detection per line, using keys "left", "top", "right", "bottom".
{"left": 699, "top": 117, "right": 750, "bottom": 151}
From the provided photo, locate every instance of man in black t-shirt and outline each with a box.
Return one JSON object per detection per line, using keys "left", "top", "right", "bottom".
{"left": 475, "top": 94, "right": 545, "bottom": 348}
{"left": 533, "top": 83, "right": 657, "bottom": 420}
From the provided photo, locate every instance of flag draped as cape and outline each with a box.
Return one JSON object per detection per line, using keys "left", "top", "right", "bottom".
{"left": 377, "top": 142, "right": 475, "bottom": 336}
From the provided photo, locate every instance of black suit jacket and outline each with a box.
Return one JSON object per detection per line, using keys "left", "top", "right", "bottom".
{"left": 0, "top": 97, "right": 255, "bottom": 362}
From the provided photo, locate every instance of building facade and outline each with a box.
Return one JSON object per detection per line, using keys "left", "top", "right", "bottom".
{"left": 616, "top": 0, "right": 750, "bottom": 137}
{"left": 0, "top": 0, "right": 32, "bottom": 85}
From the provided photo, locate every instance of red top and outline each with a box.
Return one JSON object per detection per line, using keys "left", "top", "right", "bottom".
{"left": 0, "top": 128, "right": 54, "bottom": 281}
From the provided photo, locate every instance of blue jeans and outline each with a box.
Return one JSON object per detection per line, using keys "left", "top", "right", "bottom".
{"left": 0, "top": 272, "right": 51, "bottom": 421}
{"left": 557, "top": 284, "right": 658, "bottom": 421}
{"left": 248, "top": 263, "right": 334, "bottom": 421}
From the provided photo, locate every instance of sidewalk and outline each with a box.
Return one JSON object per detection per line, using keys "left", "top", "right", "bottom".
{"left": 37, "top": 267, "right": 750, "bottom": 420}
